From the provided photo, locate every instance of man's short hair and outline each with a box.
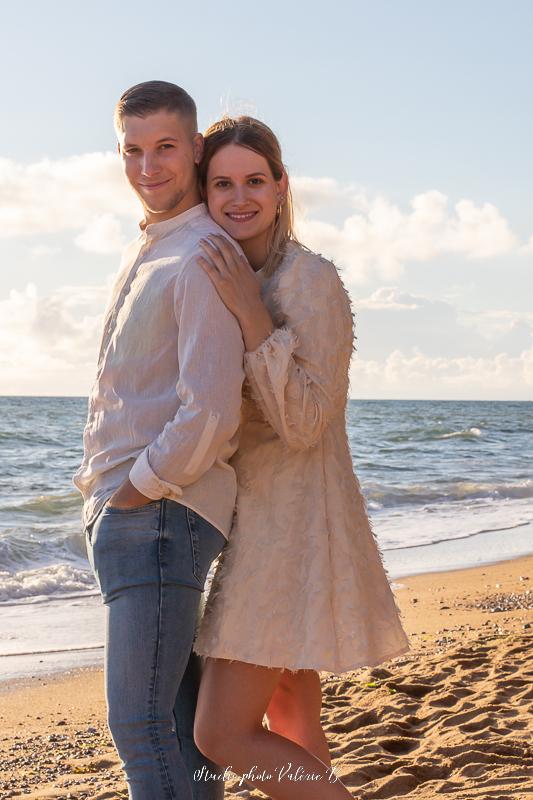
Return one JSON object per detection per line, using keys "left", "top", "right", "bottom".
{"left": 114, "top": 80, "right": 198, "bottom": 133}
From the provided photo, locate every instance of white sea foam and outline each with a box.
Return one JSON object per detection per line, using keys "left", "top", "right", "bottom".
{"left": 376, "top": 496, "right": 533, "bottom": 551}
{"left": 438, "top": 426, "right": 483, "bottom": 439}
{"left": 0, "top": 563, "right": 96, "bottom": 603}
{"left": 365, "top": 479, "right": 533, "bottom": 507}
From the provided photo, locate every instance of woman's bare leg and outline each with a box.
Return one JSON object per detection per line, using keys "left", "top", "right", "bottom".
{"left": 266, "top": 669, "right": 331, "bottom": 766}
{"left": 194, "top": 658, "right": 353, "bottom": 800}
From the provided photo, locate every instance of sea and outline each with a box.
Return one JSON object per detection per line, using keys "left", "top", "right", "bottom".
{"left": 1, "top": 397, "right": 532, "bottom": 681}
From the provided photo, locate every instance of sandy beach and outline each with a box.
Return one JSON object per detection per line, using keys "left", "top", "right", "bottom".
{"left": 1, "top": 553, "right": 531, "bottom": 800}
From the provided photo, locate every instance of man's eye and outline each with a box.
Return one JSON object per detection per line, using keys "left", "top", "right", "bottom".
{"left": 160, "top": 143, "right": 174, "bottom": 150}
{"left": 125, "top": 149, "right": 140, "bottom": 155}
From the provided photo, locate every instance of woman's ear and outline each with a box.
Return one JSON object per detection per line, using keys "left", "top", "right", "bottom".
{"left": 277, "top": 171, "right": 289, "bottom": 200}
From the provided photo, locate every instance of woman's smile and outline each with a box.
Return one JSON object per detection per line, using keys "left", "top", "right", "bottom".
{"left": 225, "top": 210, "right": 259, "bottom": 222}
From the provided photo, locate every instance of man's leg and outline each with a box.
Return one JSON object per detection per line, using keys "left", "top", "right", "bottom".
{"left": 175, "top": 649, "right": 225, "bottom": 800}
{"left": 86, "top": 499, "right": 225, "bottom": 800}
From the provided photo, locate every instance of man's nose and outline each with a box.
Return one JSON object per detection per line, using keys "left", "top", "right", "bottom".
{"left": 140, "top": 152, "right": 160, "bottom": 176}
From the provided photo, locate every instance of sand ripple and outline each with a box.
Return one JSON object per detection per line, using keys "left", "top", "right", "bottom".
{"left": 317, "top": 631, "right": 533, "bottom": 799}
{"left": 1, "top": 632, "right": 531, "bottom": 799}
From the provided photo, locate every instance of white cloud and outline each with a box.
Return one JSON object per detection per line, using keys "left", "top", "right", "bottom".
{"left": 28, "top": 244, "right": 62, "bottom": 257}
{"left": 352, "top": 286, "right": 533, "bottom": 362}
{"left": 74, "top": 213, "right": 126, "bottom": 254}
{"left": 292, "top": 183, "right": 519, "bottom": 283}
{"left": 0, "top": 152, "right": 524, "bottom": 280}
{"left": 0, "top": 153, "right": 530, "bottom": 398}
{"left": 0, "top": 280, "right": 531, "bottom": 399}
{"left": 350, "top": 346, "right": 533, "bottom": 400}
{"left": 0, "top": 152, "right": 137, "bottom": 239}
{"left": 357, "top": 286, "right": 423, "bottom": 310}
{"left": 291, "top": 176, "right": 355, "bottom": 214}
{"left": 519, "top": 235, "right": 533, "bottom": 254}
{"left": 0, "top": 282, "right": 108, "bottom": 395}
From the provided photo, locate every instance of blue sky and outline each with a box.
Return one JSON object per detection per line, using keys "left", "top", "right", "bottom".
{"left": 1, "top": 1, "right": 532, "bottom": 398}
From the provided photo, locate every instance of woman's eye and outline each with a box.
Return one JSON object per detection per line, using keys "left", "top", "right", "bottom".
{"left": 249, "top": 178, "right": 264, "bottom": 185}
{"left": 215, "top": 180, "right": 230, "bottom": 188}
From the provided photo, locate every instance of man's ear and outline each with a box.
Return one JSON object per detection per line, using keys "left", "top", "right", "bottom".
{"left": 193, "top": 133, "right": 204, "bottom": 165}
{"left": 117, "top": 141, "right": 122, "bottom": 156}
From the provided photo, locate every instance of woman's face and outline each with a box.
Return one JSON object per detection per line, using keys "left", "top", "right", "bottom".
{"left": 205, "top": 143, "right": 283, "bottom": 246}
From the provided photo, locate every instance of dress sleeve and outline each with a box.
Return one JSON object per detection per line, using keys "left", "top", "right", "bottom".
{"left": 244, "top": 252, "right": 354, "bottom": 451}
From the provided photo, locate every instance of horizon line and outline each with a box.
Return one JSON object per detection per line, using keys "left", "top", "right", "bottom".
{"left": 0, "top": 395, "right": 531, "bottom": 403}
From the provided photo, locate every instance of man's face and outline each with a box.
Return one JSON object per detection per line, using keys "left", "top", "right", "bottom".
{"left": 118, "top": 110, "right": 204, "bottom": 224}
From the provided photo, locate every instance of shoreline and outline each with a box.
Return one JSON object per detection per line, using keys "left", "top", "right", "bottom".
{"left": 0, "top": 553, "right": 533, "bottom": 692}
{"left": 1, "top": 537, "right": 532, "bottom": 687}
{"left": 0, "top": 553, "right": 531, "bottom": 798}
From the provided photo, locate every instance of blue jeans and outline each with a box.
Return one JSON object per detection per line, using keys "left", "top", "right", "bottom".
{"left": 85, "top": 498, "right": 226, "bottom": 800}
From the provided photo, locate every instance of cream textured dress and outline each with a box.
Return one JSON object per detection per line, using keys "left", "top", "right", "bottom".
{"left": 193, "top": 242, "right": 411, "bottom": 674}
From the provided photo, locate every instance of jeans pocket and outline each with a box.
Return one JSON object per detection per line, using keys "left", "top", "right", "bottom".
{"left": 185, "top": 507, "right": 225, "bottom": 587}
{"left": 85, "top": 523, "right": 94, "bottom": 547}
{"left": 85, "top": 504, "right": 106, "bottom": 547}
{"left": 185, "top": 507, "right": 202, "bottom": 583}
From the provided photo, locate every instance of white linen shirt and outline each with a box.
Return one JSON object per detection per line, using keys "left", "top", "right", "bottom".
{"left": 73, "top": 203, "right": 245, "bottom": 536}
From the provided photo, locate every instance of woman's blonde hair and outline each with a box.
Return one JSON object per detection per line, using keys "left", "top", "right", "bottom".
{"left": 198, "top": 116, "right": 299, "bottom": 277}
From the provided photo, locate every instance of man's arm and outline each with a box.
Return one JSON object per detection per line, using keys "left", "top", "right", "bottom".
{"left": 109, "top": 257, "right": 245, "bottom": 508}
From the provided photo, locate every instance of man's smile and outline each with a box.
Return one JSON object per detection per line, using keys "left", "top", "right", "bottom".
{"left": 139, "top": 178, "right": 172, "bottom": 190}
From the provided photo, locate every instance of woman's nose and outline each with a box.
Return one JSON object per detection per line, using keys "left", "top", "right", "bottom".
{"left": 232, "top": 185, "right": 248, "bottom": 204}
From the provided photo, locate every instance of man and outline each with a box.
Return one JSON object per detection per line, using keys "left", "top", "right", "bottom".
{"left": 73, "top": 81, "right": 244, "bottom": 800}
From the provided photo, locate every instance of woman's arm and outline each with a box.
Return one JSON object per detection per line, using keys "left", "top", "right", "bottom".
{"left": 197, "top": 235, "right": 275, "bottom": 351}
{"left": 197, "top": 236, "right": 354, "bottom": 451}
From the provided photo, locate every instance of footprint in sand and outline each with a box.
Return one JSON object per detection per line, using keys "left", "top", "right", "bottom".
{"left": 327, "top": 713, "right": 363, "bottom": 734}
{"left": 460, "top": 714, "right": 495, "bottom": 733}
{"left": 428, "top": 691, "right": 464, "bottom": 707}
{"left": 439, "top": 706, "right": 488, "bottom": 728}
{"left": 456, "top": 657, "right": 490, "bottom": 668}
{"left": 378, "top": 736, "right": 420, "bottom": 755}
{"left": 326, "top": 708, "right": 380, "bottom": 734}
{"left": 465, "top": 669, "right": 490, "bottom": 680}
{"left": 360, "top": 771, "right": 420, "bottom": 798}
{"left": 386, "top": 681, "right": 435, "bottom": 698}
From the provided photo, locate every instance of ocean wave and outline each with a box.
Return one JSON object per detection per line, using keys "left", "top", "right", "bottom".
{"left": 0, "top": 520, "right": 88, "bottom": 572}
{"left": 365, "top": 479, "right": 533, "bottom": 508}
{"left": 436, "top": 427, "right": 482, "bottom": 440}
{"left": 0, "top": 431, "right": 67, "bottom": 447}
{"left": 0, "top": 492, "right": 82, "bottom": 516}
{"left": 0, "top": 563, "right": 96, "bottom": 603}
{"left": 389, "top": 429, "right": 486, "bottom": 443}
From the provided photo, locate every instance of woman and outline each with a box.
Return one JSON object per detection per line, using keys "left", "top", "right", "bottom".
{"left": 193, "top": 116, "right": 410, "bottom": 799}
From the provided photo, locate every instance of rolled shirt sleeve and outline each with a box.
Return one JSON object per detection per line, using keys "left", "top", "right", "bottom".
{"left": 129, "top": 257, "right": 245, "bottom": 498}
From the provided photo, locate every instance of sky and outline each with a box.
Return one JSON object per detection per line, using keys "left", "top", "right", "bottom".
{"left": 1, "top": 0, "right": 532, "bottom": 399}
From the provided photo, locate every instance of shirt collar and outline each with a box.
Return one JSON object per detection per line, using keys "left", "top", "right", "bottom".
{"left": 139, "top": 203, "right": 207, "bottom": 242}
